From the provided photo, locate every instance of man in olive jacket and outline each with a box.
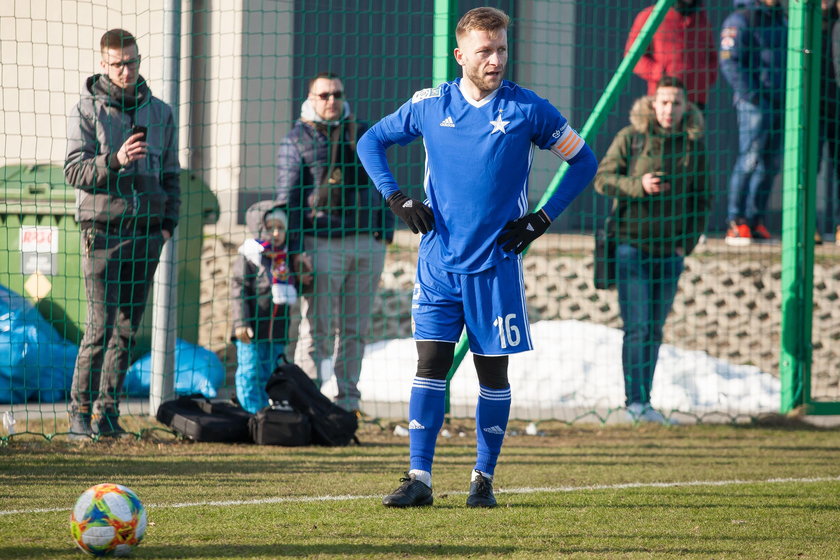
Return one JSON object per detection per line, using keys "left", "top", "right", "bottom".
{"left": 64, "top": 29, "right": 180, "bottom": 438}
{"left": 594, "top": 76, "right": 711, "bottom": 424}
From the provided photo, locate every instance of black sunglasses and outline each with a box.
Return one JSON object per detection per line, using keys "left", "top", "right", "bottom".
{"left": 313, "top": 91, "right": 344, "bottom": 100}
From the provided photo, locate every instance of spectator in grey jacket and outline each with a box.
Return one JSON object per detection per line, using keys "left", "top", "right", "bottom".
{"left": 275, "top": 72, "right": 394, "bottom": 413}
{"left": 64, "top": 29, "right": 180, "bottom": 439}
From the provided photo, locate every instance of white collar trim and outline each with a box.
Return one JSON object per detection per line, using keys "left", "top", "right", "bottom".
{"left": 455, "top": 82, "right": 500, "bottom": 108}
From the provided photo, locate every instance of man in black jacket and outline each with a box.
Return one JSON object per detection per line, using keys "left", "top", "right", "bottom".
{"left": 275, "top": 72, "right": 394, "bottom": 413}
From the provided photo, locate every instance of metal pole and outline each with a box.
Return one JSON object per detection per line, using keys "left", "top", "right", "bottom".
{"left": 780, "top": 0, "right": 819, "bottom": 413}
{"left": 149, "top": 0, "right": 182, "bottom": 416}
{"left": 432, "top": 0, "right": 459, "bottom": 414}
{"left": 443, "top": 0, "right": 675, "bottom": 396}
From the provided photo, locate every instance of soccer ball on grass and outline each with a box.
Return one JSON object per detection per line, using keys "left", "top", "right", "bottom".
{"left": 70, "top": 483, "right": 147, "bottom": 557}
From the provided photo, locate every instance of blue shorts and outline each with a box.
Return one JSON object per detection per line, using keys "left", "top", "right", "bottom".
{"left": 412, "top": 256, "right": 533, "bottom": 356}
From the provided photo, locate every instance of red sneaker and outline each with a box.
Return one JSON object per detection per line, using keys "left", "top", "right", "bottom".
{"left": 752, "top": 223, "right": 772, "bottom": 242}
{"left": 725, "top": 221, "right": 752, "bottom": 246}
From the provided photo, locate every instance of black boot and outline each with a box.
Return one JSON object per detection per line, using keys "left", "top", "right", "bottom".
{"left": 466, "top": 471, "right": 497, "bottom": 508}
{"left": 382, "top": 473, "right": 433, "bottom": 507}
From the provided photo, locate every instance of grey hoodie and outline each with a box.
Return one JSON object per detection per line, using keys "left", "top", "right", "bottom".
{"left": 64, "top": 74, "right": 180, "bottom": 233}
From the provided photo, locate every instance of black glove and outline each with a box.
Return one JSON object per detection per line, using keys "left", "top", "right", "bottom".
{"left": 497, "top": 209, "right": 551, "bottom": 254}
{"left": 387, "top": 191, "right": 434, "bottom": 234}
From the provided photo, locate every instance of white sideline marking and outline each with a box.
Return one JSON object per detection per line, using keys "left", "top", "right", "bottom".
{"left": 3, "top": 475, "right": 839, "bottom": 516}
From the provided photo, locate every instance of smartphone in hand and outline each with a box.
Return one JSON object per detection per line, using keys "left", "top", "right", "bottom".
{"left": 132, "top": 125, "right": 147, "bottom": 141}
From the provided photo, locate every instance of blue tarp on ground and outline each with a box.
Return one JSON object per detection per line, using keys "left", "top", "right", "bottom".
{"left": 124, "top": 339, "right": 224, "bottom": 398}
{"left": 0, "top": 283, "right": 223, "bottom": 403}
{"left": 0, "top": 284, "right": 78, "bottom": 404}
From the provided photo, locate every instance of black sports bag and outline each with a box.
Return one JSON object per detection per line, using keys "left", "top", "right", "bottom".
{"left": 265, "top": 358, "right": 358, "bottom": 446}
{"left": 249, "top": 402, "right": 311, "bottom": 446}
{"left": 156, "top": 395, "right": 252, "bottom": 443}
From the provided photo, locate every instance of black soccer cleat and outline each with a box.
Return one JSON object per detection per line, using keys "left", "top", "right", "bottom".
{"left": 382, "top": 473, "right": 433, "bottom": 508}
{"left": 466, "top": 471, "right": 497, "bottom": 508}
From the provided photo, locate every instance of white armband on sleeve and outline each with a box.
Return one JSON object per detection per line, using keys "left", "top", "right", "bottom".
{"left": 550, "top": 126, "right": 584, "bottom": 162}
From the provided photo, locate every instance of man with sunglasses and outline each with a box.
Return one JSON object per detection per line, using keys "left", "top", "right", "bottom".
{"left": 275, "top": 72, "right": 394, "bottom": 415}
{"left": 65, "top": 29, "right": 180, "bottom": 439}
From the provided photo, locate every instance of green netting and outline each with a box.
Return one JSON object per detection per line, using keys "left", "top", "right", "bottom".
{"left": 0, "top": 0, "right": 838, "bottom": 442}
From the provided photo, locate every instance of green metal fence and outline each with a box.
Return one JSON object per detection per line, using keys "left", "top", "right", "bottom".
{"left": 0, "top": 0, "right": 838, "bottom": 440}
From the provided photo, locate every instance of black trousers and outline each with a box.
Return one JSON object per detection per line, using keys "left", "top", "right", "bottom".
{"left": 70, "top": 224, "right": 165, "bottom": 415}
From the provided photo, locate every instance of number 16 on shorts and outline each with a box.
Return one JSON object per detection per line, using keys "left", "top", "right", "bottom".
{"left": 493, "top": 314, "right": 521, "bottom": 349}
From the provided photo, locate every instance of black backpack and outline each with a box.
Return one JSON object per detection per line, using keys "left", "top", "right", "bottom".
{"left": 264, "top": 358, "right": 358, "bottom": 446}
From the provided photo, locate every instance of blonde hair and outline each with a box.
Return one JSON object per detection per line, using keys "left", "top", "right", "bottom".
{"left": 455, "top": 7, "right": 510, "bottom": 42}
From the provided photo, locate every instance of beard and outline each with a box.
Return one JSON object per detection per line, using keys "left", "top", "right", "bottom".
{"left": 464, "top": 63, "right": 505, "bottom": 94}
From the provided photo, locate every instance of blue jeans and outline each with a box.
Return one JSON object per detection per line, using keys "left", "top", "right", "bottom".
{"left": 616, "top": 244, "right": 683, "bottom": 406}
{"left": 235, "top": 340, "right": 284, "bottom": 414}
{"left": 727, "top": 98, "right": 783, "bottom": 225}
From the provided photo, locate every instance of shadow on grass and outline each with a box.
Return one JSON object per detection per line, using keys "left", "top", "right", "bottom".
{"left": 0, "top": 543, "right": 519, "bottom": 558}
{"left": 0, "top": 541, "right": 747, "bottom": 558}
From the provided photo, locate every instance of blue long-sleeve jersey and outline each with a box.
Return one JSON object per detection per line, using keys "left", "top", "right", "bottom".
{"left": 357, "top": 79, "right": 597, "bottom": 274}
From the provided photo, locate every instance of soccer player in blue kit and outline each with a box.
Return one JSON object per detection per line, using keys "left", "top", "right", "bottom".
{"left": 357, "top": 6, "right": 598, "bottom": 508}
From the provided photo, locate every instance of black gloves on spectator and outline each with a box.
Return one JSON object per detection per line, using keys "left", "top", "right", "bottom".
{"left": 387, "top": 191, "right": 434, "bottom": 234}
{"left": 497, "top": 209, "right": 551, "bottom": 254}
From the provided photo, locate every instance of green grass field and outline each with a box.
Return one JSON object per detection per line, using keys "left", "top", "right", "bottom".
{"left": 1, "top": 419, "right": 839, "bottom": 559}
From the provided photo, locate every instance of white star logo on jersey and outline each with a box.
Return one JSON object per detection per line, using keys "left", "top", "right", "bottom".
{"left": 489, "top": 113, "right": 510, "bottom": 134}
{"left": 439, "top": 116, "right": 455, "bottom": 127}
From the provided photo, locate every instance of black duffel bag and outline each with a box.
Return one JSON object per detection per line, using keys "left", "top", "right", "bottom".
{"left": 156, "top": 395, "right": 253, "bottom": 443}
{"left": 249, "top": 402, "right": 311, "bottom": 446}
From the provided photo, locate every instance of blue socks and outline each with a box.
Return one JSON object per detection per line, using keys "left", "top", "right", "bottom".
{"left": 474, "top": 384, "right": 511, "bottom": 476}
{"left": 406, "top": 379, "right": 511, "bottom": 481}
{"left": 407, "top": 377, "right": 446, "bottom": 473}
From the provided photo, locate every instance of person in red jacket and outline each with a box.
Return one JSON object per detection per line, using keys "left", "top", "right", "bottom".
{"left": 625, "top": 0, "right": 718, "bottom": 110}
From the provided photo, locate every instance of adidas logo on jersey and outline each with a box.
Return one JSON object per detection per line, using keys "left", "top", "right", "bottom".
{"left": 439, "top": 116, "right": 455, "bottom": 128}
{"left": 482, "top": 425, "right": 505, "bottom": 435}
{"left": 408, "top": 419, "right": 426, "bottom": 430}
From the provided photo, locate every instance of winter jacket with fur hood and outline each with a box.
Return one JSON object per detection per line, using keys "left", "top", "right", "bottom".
{"left": 65, "top": 74, "right": 180, "bottom": 233}
{"left": 593, "top": 96, "right": 712, "bottom": 257}
{"left": 230, "top": 200, "right": 294, "bottom": 343}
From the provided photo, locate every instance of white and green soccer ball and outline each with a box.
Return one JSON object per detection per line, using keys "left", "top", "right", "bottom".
{"left": 70, "top": 483, "right": 147, "bottom": 557}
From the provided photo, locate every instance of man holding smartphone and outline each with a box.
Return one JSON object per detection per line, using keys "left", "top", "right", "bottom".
{"left": 64, "top": 28, "right": 181, "bottom": 439}
{"left": 593, "top": 76, "right": 711, "bottom": 424}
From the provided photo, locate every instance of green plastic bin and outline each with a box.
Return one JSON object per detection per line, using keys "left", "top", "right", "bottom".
{"left": 0, "top": 164, "right": 219, "bottom": 357}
